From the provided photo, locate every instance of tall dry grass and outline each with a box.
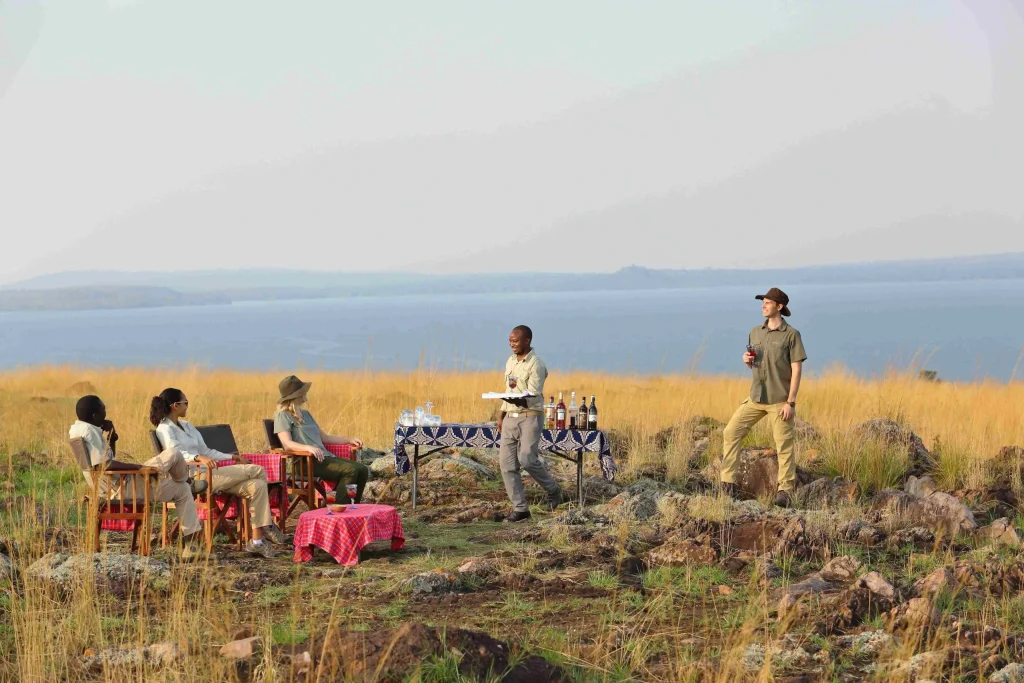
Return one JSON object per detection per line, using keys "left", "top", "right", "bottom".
{"left": 0, "top": 365, "right": 1021, "bottom": 471}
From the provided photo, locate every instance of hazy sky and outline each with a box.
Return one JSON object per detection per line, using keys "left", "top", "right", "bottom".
{"left": 1, "top": 0, "right": 1021, "bottom": 282}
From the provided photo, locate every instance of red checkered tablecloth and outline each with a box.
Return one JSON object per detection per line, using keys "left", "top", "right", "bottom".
{"left": 292, "top": 505, "right": 404, "bottom": 565}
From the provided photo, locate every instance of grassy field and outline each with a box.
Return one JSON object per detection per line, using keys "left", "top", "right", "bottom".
{"left": 2, "top": 366, "right": 1024, "bottom": 681}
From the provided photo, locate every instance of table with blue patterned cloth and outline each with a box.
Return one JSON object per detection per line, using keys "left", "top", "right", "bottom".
{"left": 393, "top": 423, "right": 615, "bottom": 508}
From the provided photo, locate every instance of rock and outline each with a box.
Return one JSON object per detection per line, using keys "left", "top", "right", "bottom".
{"left": 405, "top": 570, "right": 458, "bottom": 595}
{"left": 889, "top": 650, "right": 949, "bottom": 679}
{"left": 602, "top": 479, "right": 667, "bottom": 521}
{"left": 582, "top": 476, "right": 621, "bottom": 501}
{"left": 80, "top": 641, "right": 184, "bottom": 672}
{"left": 794, "top": 419, "right": 820, "bottom": 442}
{"left": 26, "top": 553, "right": 171, "bottom": 595}
{"left": 838, "top": 519, "right": 887, "bottom": 546}
{"left": 885, "top": 597, "right": 941, "bottom": 635}
{"left": 757, "top": 560, "right": 783, "bottom": 584}
{"left": 727, "top": 447, "right": 782, "bottom": 500}
{"left": 990, "top": 663, "right": 1024, "bottom": 683}
{"left": 819, "top": 556, "right": 863, "bottom": 583}
{"left": 777, "top": 574, "right": 833, "bottom": 613}
{"left": 872, "top": 477, "right": 977, "bottom": 536}
{"left": 369, "top": 454, "right": 398, "bottom": 477}
{"left": 980, "top": 518, "right": 1020, "bottom": 546}
{"left": 729, "top": 519, "right": 790, "bottom": 554}
{"left": 0, "top": 553, "right": 11, "bottom": 582}
{"left": 647, "top": 535, "right": 717, "bottom": 566}
{"left": 419, "top": 454, "right": 496, "bottom": 480}
{"left": 717, "top": 585, "right": 734, "bottom": 595}
{"left": 741, "top": 643, "right": 766, "bottom": 672}
{"left": 456, "top": 558, "right": 499, "bottom": 582}
{"left": 289, "top": 651, "right": 313, "bottom": 675}
{"left": 888, "top": 526, "right": 935, "bottom": 547}
{"left": 856, "top": 571, "right": 895, "bottom": 601}
{"left": 853, "top": 418, "right": 933, "bottom": 476}
{"left": 794, "top": 477, "right": 860, "bottom": 509}
{"left": 220, "top": 636, "right": 262, "bottom": 659}
{"left": 837, "top": 630, "right": 894, "bottom": 660}
{"left": 772, "top": 516, "right": 825, "bottom": 560}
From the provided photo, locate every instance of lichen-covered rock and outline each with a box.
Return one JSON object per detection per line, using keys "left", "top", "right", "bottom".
{"left": 888, "top": 526, "right": 935, "bottom": 547}
{"left": 819, "top": 556, "right": 863, "bottom": 583}
{"left": 838, "top": 520, "right": 887, "bottom": 546}
{"left": 26, "top": 553, "right": 171, "bottom": 595}
{"left": 856, "top": 571, "right": 895, "bottom": 601}
{"left": 794, "top": 477, "right": 859, "bottom": 509}
{"left": 647, "top": 534, "right": 717, "bottom": 566}
{"left": 853, "top": 418, "right": 933, "bottom": 476}
{"left": 872, "top": 477, "right": 977, "bottom": 536}
{"left": 885, "top": 597, "right": 941, "bottom": 635}
{"left": 990, "top": 663, "right": 1024, "bottom": 683}
{"left": 80, "top": 641, "right": 184, "bottom": 673}
{"left": 404, "top": 570, "right": 458, "bottom": 595}
{"left": 369, "top": 454, "right": 398, "bottom": 477}
{"left": 601, "top": 479, "right": 668, "bottom": 521}
{"left": 980, "top": 518, "right": 1020, "bottom": 546}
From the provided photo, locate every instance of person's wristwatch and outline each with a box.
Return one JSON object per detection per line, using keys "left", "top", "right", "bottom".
{"left": 787, "top": 401, "right": 796, "bottom": 407}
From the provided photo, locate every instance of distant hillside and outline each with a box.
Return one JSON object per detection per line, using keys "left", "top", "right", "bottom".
{"left": 0, "top": 287, "right": 229, "bottom": 312}
{"left": 1, "top": 252, "right": 1021, "bottom": 312}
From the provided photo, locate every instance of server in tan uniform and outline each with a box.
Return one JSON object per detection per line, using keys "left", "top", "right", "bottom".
{"left": 497, "top": 325, "right": 563, "bottom": 522}
{"left": 720, "top": 288, "right": 807, "bottom": 507}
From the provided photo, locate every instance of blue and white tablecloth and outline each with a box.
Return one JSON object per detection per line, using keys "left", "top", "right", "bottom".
{"left": 393, "top": 423, "right": 616, "bottom": 480}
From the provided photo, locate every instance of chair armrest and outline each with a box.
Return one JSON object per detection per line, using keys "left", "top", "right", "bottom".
{"left": 273, "top": 448, "right": 314, "bottom": 458}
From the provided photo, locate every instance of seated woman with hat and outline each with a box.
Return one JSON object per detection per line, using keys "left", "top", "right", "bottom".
{"left": 273, "top": 375, "right": 370, "bottom": 502}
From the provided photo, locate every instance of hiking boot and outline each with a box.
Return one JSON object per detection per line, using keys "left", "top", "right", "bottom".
{"left": 187, "top": 477, "right": 208, "bottom": 496}
{"left": 179, "top": 533, "right": 206, "bottom": 561}
{"left": 502, "top": 510, "right": 532, "bottom": 523}
{"left": 774, "top": 490, "right": 792, "bottom": 508}
{"left": 261, "top": 524, "right": 292, "bottom": 546}
{"left": 244, "top": 540, "right": 278, "bottom": 559}
{"left": 720, "top": 482, "right": 738, "bottom": 499}
{"left": 546, "top": 489, "right": 565, "bottom": 512}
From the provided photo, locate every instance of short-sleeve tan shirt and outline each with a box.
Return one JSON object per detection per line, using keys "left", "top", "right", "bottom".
{"left": 748, "top": 320, "right": 807, "bottom": 405}
{"left": 501, "top": 349, "right": 548, "bottom": 413}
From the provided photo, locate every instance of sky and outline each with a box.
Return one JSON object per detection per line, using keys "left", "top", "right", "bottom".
{"left": 1, "top": 0, "right": 1022, "bottom": 283}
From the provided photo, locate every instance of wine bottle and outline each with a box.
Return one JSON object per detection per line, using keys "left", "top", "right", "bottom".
{"left": 568, "top": 392, "right": 578, "bottom": 428}
{"left": 588, "top": 395, "right": 598, "bottom": 430}
{"left": 579, "top": 397, "right": 589, "bottom": 431}
{"left": 555, "top": 392, "right": 566, "bottom": 430}
{"left": 545, "top": 396, "right": 556, "bottom": 430}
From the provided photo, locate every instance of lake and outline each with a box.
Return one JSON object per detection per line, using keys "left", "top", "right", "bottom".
{"left": 1, "top": 279, "right": 1023, "bottom": 381}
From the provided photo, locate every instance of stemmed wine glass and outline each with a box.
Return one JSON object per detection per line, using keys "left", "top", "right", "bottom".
{"left": 346, "top": 484, "right": 358, "bottom": 510}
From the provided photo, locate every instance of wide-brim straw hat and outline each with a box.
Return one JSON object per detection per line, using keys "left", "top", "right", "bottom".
{"left": 278, "top": 375, "right": 312, "bottom": 402}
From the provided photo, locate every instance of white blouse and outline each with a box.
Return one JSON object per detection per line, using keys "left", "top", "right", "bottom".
{"left": 156, "top": 418, "right": 230, "bottom": 462}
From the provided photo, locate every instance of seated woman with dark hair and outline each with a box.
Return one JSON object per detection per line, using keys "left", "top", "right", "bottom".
{"left": 152, "top": 388, "right": 290, "bottom": 559}
{"left": 273, "top": 375, "right": 369, "bottom": 502}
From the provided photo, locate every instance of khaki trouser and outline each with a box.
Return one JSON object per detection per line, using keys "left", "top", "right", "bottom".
{"left": 499, "top": 414, "right": 560, "bottom": 512}
{"left": 86, "top": 448, "right": 201, "bottom": 536}
{"left": 210, "top": 464, "right": 272, "bottom": 529}
{"left": 720, "top": 399, "right": 797, "bottom": 493}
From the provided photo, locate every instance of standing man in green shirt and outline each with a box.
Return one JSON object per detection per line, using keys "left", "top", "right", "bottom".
{"left": 720, "top": 288, "right": 807, "bottom": 507}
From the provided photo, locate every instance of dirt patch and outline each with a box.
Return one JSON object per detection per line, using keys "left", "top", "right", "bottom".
{"left": 314, "top": 621, "right": 565, "bottom": 682}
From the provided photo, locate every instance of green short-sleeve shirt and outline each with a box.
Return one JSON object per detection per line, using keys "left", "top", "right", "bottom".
{"left": 273, "top": 409, "right": 327, "bottom": 451}
{"left": 748, "top": 320, "right": 807, "bottom": 405}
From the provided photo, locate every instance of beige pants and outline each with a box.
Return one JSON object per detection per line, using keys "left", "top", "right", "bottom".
{"left": 210, "top": 464, "right": 272, "bottom": 529}
{"left": 88, "top": 448, "right": 201, "bottom": 536}
{"left": 499, "top": 414, "right": 560, "bottom": 513}
{"left": 720, "top": 399, "right": 797, "bottom": 493}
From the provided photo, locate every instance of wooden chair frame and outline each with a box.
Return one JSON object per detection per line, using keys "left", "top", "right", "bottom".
{"left": 196, "top": 424, "right": 286, "bottom": 531}
{"left": 150, "top": 430, "right": 247, "bottom": 552}
{"left": 71, "top": 437, "right": 157, "bottom": 556}
{"left": 262, "top": 419, "right": 326, "bottom": 518}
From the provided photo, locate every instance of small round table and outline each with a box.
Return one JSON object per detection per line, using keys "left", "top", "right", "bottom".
{"left": 292, "top": 505, "right": 404, "bottom": 565}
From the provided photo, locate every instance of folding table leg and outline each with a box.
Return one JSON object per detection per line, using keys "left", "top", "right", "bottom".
{"left": 577, "top": 450, "right": 584, "bottom": 507}
{"left": 412, "top": 445, "right": 419, "bottom": 510}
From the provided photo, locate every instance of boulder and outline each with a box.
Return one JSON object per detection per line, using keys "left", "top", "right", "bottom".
{"left": 26, "top": 553, "right": 171, "bottom": 595}
{"left": 856, "top": 571, "right": 896, "bottom": 601}
{"left": 980, "top": 518, "right": 1020, "bottom": 546}
{"left": 819, "top": 556, "right": 863, "bottom": 583}
{"left": 793, "top": 419, "right": 820, "bottom": 443}
{"left": 837, "top": 630, "right": 894, "bottom": 661}
{"left": 419, "top": 454, "right": 496, "bottom": 480}
{"left": 912, "top": 568, "right": 953, "bottom": 597}
{"left": 80, "top": 641, "right": 184, "bottom": 673}
{"left": 582, "top": 475, "right": 621, "bottom": 501}
{"left": 369, "top": 454, "right": 398, "bottom": 477}
{"left": 793, "top": 476, "right": 860, "bottom": 509}
{"left": 872, "top": 477, "right": 977, "bottom": 537}
{"left": 728, "top": 448, "right": 782, "bottom": 500}
{"left": 888, "top": 526, "right": 935, "bottom": 547}
{"left": 853, "top": 418, "right": 933, "bottom": 476}
{"left": 404, "top": 570, "right": 458, "bottom": 595}
{"left": 0, "top": 553, "right": 11, "bottom": 582}
{"left": 220, "top": 637, "right": 262, "bottom": 659}
{"left": 838, "top": 520, "right": 887, "bottom": 546}
{"left": 990, "top": 663, "right": 1024, "bottom": 683}
{"left": 885, "top": 597, "right": 941, "bottom": 635}
{"left": 601, "top": 479, "right": 667, "bottom": 521}
{"left": 647, "top": 534, "right": 717, "bottom": 567}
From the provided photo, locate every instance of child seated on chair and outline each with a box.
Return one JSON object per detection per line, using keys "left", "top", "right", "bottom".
{"left": 152, "top": 388, "right": 290, "bottom": 559}
{"left": 70, "top": 394, "right": 204, "bottom": 558}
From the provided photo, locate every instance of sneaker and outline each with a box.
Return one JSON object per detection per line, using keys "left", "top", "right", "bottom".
{"left": 774, "top": 490, "right": 792, "bottom": 508}
{"left": 244, "top": 540, "right": 277, "bottom": 559}
{"left": 179, "top": 534, "right": 206, "bottom": 561}
{"left": 546, "top": 489, "right": 564, "bottom": 512}
{"left": 188, "top": 477, "right": 208, "bottom": 496}
{"left": 261, "top": 524, "right": 292, "bottom": 546}
{"left": 502, "top": 510, "right": 532, "bottom": 523}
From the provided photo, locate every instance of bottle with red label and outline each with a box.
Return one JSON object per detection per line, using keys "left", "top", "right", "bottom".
{"left": 555, "top": 392, "right": 567, "bottom": 429}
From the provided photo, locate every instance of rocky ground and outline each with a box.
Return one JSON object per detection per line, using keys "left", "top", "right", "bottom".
{"left": 6, "top": 418, "right": 1024, "bottom": 681}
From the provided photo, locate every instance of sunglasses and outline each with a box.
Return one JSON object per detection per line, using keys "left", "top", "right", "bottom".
{"left": 174, "top": 400, "right": 189, "bottom": 407}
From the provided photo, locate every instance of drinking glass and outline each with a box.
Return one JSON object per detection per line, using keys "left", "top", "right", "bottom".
{"left": 346, "top": 484, "right": 358, "bottom": 510}
{"left": 414, "top": 406, "right": 425, "bottom": 426}
{"left": 507, "top": 375, "right": 518, "bottom": 390}
{"left": 399, "top": 410, "right": 414, "bottom": 427}
{"left": 425, "top": 401, "right": 434, "bottom": 416}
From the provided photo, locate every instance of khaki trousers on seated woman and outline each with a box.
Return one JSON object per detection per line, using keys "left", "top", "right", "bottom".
{"left": 209, "top": 464, "right": 272, "bottom": 528}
